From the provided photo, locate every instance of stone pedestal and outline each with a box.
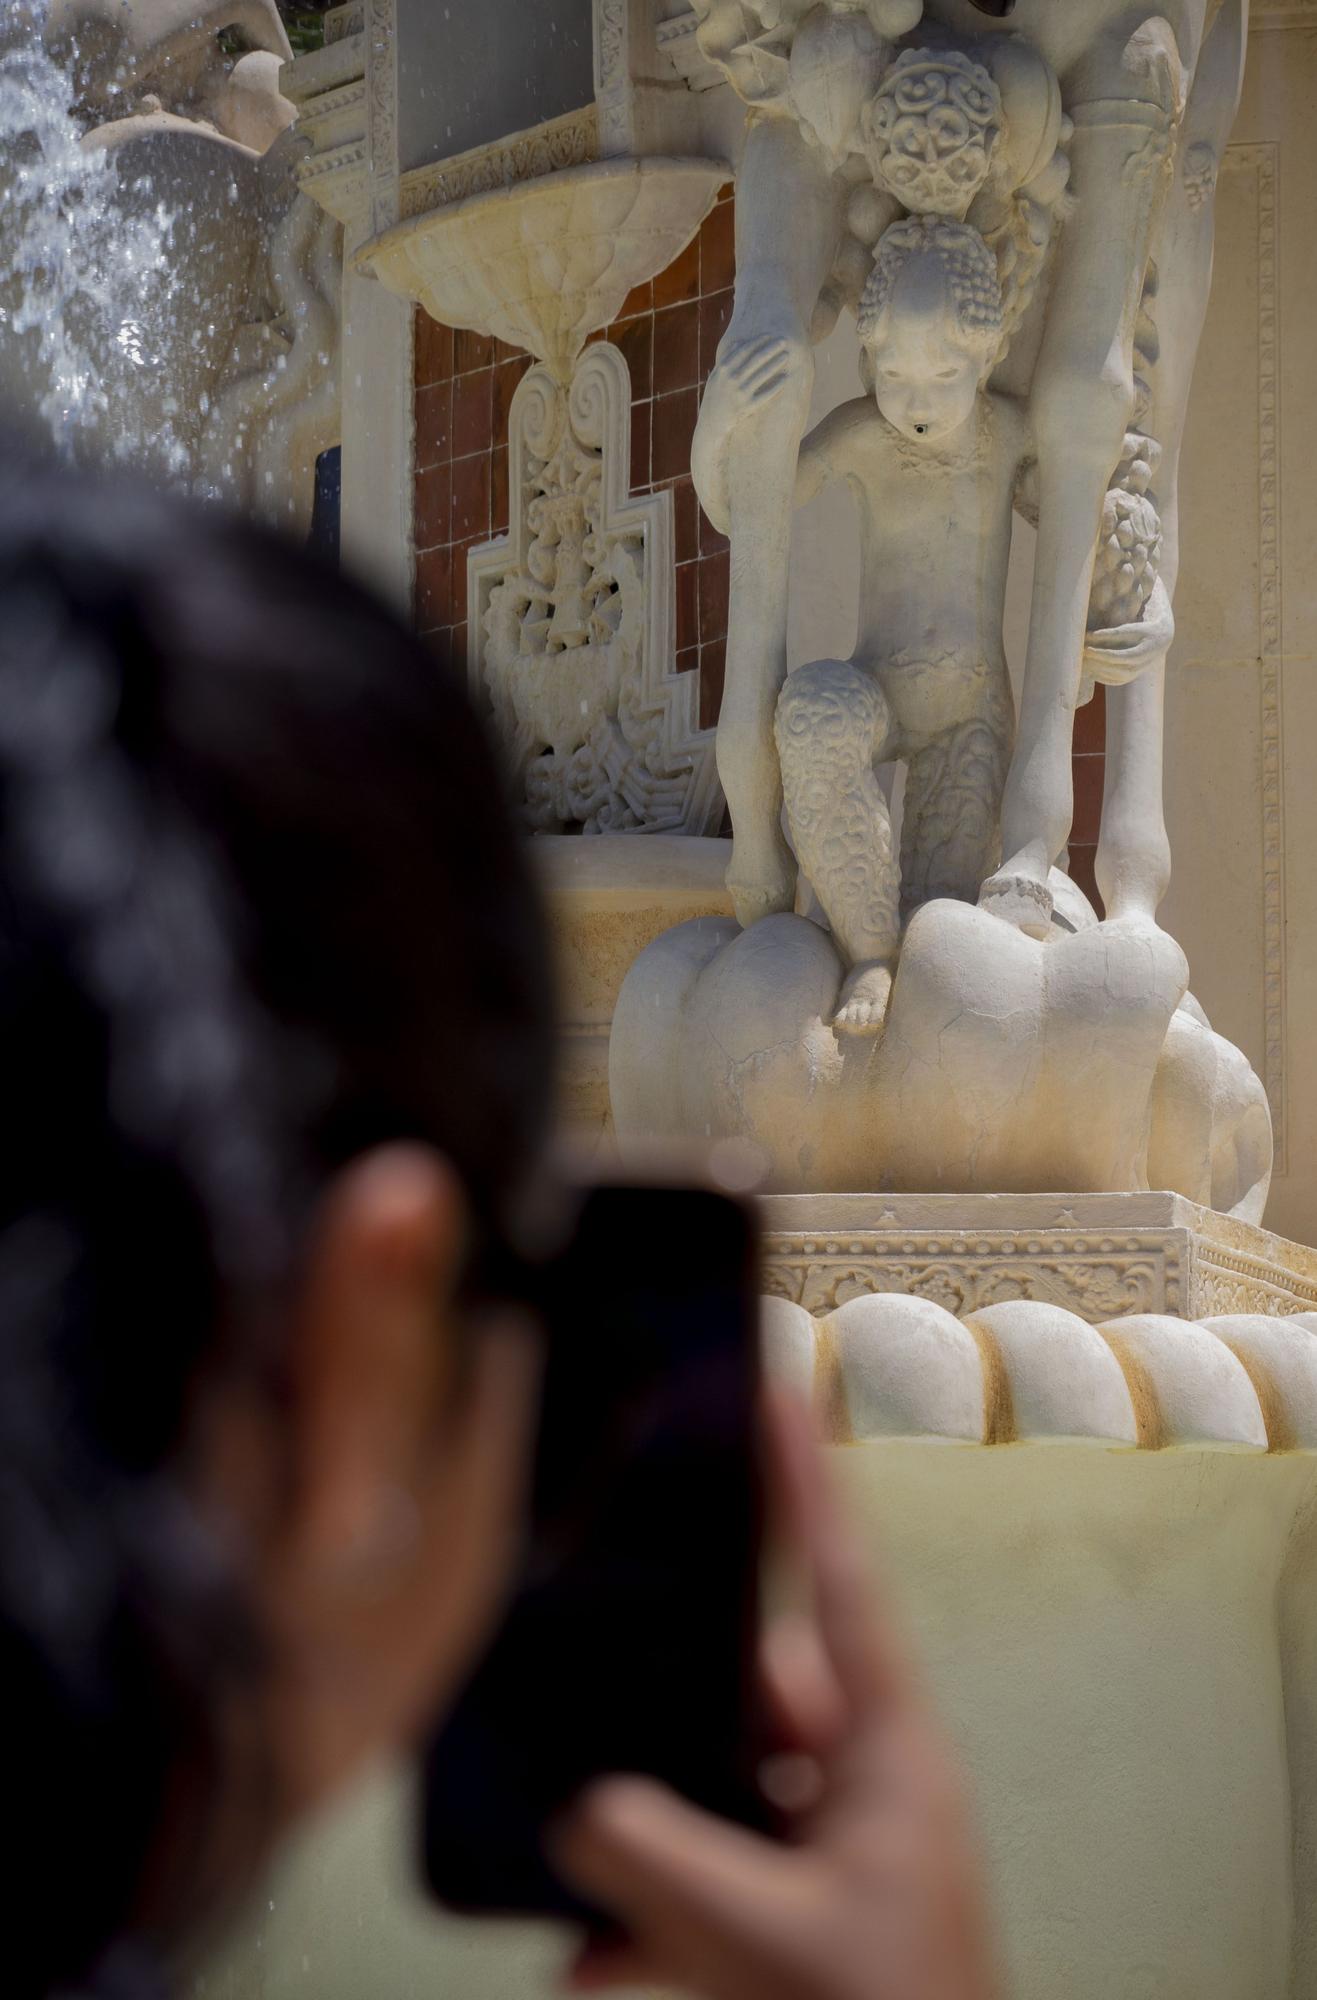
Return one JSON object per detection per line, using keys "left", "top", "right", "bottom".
{"left": 760, "top": 1190, "right": 1317, "bottom": 1323}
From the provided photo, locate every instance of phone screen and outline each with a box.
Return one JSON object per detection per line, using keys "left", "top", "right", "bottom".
{"left": 421, "top": 1181, "right": 770, "bottom": 1924}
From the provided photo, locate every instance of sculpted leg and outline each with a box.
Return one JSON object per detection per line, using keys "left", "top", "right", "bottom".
{"left": 1098, "top": 0, "right": 1246, "bottom": 924}
{"left": 776, "top": 659, "right": 898, "bottom": 1034}
{"left": 985, "top": 21, "right": 1184, "bottom": 935}
{"left": 693, "top": 118, "right": 847, "bottom": 930}
{"left": 900, "top": 687, "right": 1013, "bottom": 917}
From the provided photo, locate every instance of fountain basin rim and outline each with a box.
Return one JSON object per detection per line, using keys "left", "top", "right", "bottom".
{"left": 353, "top": 154, "right": 731, "bottom": 280}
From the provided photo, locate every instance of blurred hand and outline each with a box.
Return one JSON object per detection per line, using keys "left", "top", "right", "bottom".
{"left": 552, "top": 1391, "right": 996, "bottom": 2000}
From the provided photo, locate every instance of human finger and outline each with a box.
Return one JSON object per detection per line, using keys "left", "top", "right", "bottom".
{"left": 761, "top": 1387, "right": 912, "bottom": 1722}
{"left": 552, "top": 1776, "right": 798, "bottom": 1976}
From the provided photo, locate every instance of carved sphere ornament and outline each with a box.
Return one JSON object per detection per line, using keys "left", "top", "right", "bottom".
{"left": 864, "top": 48, "right": 1003, "bottom": 216}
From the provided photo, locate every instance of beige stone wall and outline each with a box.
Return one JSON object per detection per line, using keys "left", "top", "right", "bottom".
{"left": 203, "top": 1439, "right": 1317, "bottom": 2000}
{"left": 1161, "top": 7, "right": 1317, "bottom": 1247}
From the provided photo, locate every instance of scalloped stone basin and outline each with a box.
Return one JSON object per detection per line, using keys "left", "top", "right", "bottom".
{"left": 356, "top": 156, "right": 728, "bottom": 379}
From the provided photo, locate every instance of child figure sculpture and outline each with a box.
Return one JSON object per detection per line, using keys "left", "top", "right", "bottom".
{"left": 767, "top": 219, "right": 1028, "bottom": 1032}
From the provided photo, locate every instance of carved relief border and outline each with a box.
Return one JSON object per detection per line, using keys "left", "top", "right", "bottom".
{"left": 365, "top": 0, "right": 400, "bottom": 237}
{"left": 398, "top": 107, "right": 600, "bottom": 220}
{"left": 1221, "top": 142, "right": 1286, "bottom": 1168}
{"left": 761, "top": 1230, "right": 1184, "bottom": 1324}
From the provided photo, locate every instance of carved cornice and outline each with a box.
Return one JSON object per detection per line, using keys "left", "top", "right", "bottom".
{"left": 285, "top": 17, "right": 370, "bottom": 224}
{"left": 759, "top": 1193, "right": 1317, "bottom": 1324}
{"left": 398, "top": 107, "right": 601, "bottom": 220}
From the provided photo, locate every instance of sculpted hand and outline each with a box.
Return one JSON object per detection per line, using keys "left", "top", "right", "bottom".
{"left": 553, "top": 1393, "right": 997, "bottom": 2000}
{"left": 692, "top": 331, "right": 806, "bottom": 530}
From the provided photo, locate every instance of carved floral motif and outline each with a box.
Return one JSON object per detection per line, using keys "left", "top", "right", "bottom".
{"left": 469, "top": 345, "right": 722, "bottom": 836}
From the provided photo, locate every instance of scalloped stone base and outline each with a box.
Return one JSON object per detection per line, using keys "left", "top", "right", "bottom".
{"left": 760, "top": 1191, "right": 1317, "bottom": 1323}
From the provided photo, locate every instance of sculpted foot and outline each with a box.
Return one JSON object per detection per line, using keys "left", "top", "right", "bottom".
{"left": 979, "top": 869, "right": 1054, "bottom": 940}
{"left": 833, "top": 961, "right": 894, "bottom": 1036}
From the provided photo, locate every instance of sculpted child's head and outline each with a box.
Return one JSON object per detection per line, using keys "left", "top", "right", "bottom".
{"left": 858, "top": 218, "right": 1003, "bottom": 444}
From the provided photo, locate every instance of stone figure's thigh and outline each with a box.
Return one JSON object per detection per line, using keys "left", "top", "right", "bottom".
{"left": 902, "top": 669, "right": 1012, "bottom": 911}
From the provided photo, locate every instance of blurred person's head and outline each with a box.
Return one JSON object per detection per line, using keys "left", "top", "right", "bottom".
{"left": 0, "top": 449, "right": 556, "bottom": 1997}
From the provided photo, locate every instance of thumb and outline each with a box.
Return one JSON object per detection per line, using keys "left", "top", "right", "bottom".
{"left": 552, "top": 1777, "right": 803, "bottom": 1977}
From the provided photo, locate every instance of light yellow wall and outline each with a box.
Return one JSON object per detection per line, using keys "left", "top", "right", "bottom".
{"left": 1161, "top": 12, "right": 1317, "bottom": 1247}
{"left": 202, "top": 1440, "right": 1317, "bottom": 2000}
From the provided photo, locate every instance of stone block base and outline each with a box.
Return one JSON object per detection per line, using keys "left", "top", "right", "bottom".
{"left": 759, "top": 1191, "right": 1317, "bottom": 1323}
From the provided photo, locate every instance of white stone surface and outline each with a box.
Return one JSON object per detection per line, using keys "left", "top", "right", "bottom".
{"left": 610, "top": 896, "right": 1273, "bottom": 1216}
{"left": 357, "top": 156, "right": 725, "bottom": 382}
{"left": 768, "top": 1292, "right": 1317, "bottom": 1452}
{"left": 758, "top": 1189, "right": 1317, "bottom": 1322}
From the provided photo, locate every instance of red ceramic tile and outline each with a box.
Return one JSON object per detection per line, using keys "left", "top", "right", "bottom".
{"left": 415, "top": 462, "right": 452, "bottom": 552}
{"left": 416, "top": 543, "right": 452, "bottom": 632}
{"left": 491, "top": 446, "right": 510, "bottom": 535}
{"left": 493, "top": 354, "right": 531, "bottom": 438}
{"left": 672, "top": 477, "right": 699, "bottom": 565}
{"left": 654, "top": 230, "right": 701, "bottom": 308}
{"left": 609, "top": 313, "right": 653, "bottom": 403}
{"left": 629, "top": 399, "right": 652, "bottom": 492}
{"left": 491, "top": 336, "right": 523, "bottom": 365}
{"left": 699, "top": 288, "right": 733, "bottom": 376}
{"left": 698, "top": 548, "right": 730, "bottom": 646}
{"left": 716, "top": 181, "right": 733, "bottom": 206}
{"left": 415, "top": 381, "right": 453, "bottom": 469}
{"left": 452, "top": 452, "right": 491, "bottom": 544}
{"left": 454, "top": 327, "right": 495, "bottom": 373}
{"left": 452, "top": 368, "right": 493, "bottom": 457}
{"left": 701, "top": 199, "right": 736, "bottom": 293}
{"left": 700, "top": 638, "right": 727, "bottom": 730}
{"left": 1067, "top": 845, "right": 1104, "bottom": 917}
{"left": 651, "top": 388, "right": 698, "bottom": 484}
{"left": 1073, "top": 681, "right": 1107, "bottom": 754}
{"left": 414, "top": 311, "right": 454, "bottom": 389}
{"left": 453, "top": 621, "right": 469, "bottom": 666}
{"left": 675, "top": 559, "right": 699, "bottom": 654}
{"left": 699, "top": 500, "right": 729, "bottom": 559}
{"left": 450, "top": 545, "right": 472, "bottom": 626}
{"left": 618, "top": 279, "right": 652, "bottom": 320}
{"left": 654, "top": 299, "right": 701, "bottom": 398}
{"left": 1070, "top": 753, "right": 1106, "bottom": 845}
{"left": 676, "top": 643, "right": 700, "bottom": 686}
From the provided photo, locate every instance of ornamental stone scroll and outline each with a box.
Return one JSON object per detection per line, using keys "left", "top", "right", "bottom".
{"left": 469, "top": 343, "right": 722, "bottom": 837}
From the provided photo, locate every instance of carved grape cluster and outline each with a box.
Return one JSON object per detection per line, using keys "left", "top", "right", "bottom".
{"left": 1089, "top": 489, "right": 1164, "bottom": 631}
{"left": 858, "top": 217, "right": 1004, "bottom": 353}
{"left": 863, "top": 48, "right": 1003, "bottom": 216}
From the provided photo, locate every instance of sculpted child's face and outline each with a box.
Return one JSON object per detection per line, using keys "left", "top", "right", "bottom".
{"left": 866, "top": 255, "right": 985, "bottom": 445}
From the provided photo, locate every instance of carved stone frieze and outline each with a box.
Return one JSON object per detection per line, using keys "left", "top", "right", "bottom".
{"left": 469, "top": 344, "right": 722, "bottom": 836}
{"left": 758, "top": 1194, "right": 1317, "bottom": 1325}
{"left": 397, "top": 108, "right": 601, "bottom": 219}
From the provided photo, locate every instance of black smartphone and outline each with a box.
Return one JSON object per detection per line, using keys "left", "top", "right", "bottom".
{"left": 421, "top": 1180, "right": 771, "bottom": 1926}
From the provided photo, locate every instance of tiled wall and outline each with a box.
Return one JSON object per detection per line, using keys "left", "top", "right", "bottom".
{"left": 1069, "top": 687, "right": 1106, "bottom": 914}
{"left": 413, "top": 186, "right": 735, "bottom": 729}
{"left": 411, "top": 178, "right": 1106, "bottom": 906}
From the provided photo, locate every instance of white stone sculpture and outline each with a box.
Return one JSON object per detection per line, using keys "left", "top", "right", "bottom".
{"left": 470, "top": 344, "right": 721, "bottom": 836}
{"left": 0, "top": 0, "right": 341, "bottom": 528}
{"left": 610, "top": 889, "right": 1273, "bottom": 1217}
{"left": 611, "top": 0, "right": 1269, "bottom": 1217}
{"left": 361, "top": 155, "right": 728, "bottom": 834}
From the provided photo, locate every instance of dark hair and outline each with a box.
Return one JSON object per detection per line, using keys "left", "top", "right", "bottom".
{"left": 0, "top": 451, "right": 554, "bottom": 1997}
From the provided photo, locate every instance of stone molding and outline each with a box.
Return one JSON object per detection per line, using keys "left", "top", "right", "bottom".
{"left": 397, "top": 108, "right": 601, "bottom": 220}
{"left": 760, "top": 1193, "right": 1317, "bottom": 1323}
{"left": 283, "top": 8, "right": 369, "bottom": 223}
{"left": 764, "top": 1291, "right": 1317, "bottom": 1449}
